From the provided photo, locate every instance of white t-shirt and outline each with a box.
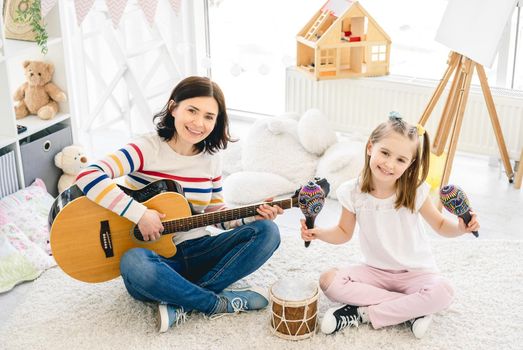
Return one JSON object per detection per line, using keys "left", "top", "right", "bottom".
{"left": 336, "top": 178, "right": 437, "bottom": 271}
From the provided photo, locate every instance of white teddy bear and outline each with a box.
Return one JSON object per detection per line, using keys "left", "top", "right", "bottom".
{"left": 222, "top": 109, "right": 364, "bottom": 204}
{"left": 54, "top": 145, "right": 89, "bottom": 193}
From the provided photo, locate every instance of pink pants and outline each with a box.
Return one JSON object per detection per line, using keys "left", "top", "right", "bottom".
{"left": 322, "top": 264, "right": 454, "bottom": 329}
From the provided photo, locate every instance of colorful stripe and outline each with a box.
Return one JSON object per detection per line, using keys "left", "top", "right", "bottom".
{"left": 109, "top": 154, "right": 124, "bottom": 176}
{"left": 184, "top": 187, "right": 214, "bottom": 193}
{"left": 83, "top": 174, "right": 109, "bottom": 194}
{"left": 94, "top": 183, "right": 117, "bottom": 203}
{"left": 108, "top": 192, "right": 126, "bottom": 210}
{"left": 120, "top": 148, "right": 134, "bottom": 172}
{"left": 129, "top": 143, "right": 144, "bottom": 171}
{"left": 139, "top": 170, "right": 215, "bottom": 183}
{"left": 100, "top": 160, "right": 115, "bottom": 178}
{"left": 76, "top": 169, "right": 99, "bottom": 181}
{"left": 120, "top": 198, "right": 134, "bottom": 216}
{"left": 189, "top": 198, "right": 225, "bottom": 206}
{"left": 128, "top": 174, "right": 150, "bottom": 185}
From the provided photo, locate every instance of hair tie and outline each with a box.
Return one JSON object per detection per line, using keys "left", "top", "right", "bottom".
{"left": 388, "top": 111, "right": 402, "bottom": 122}
{"left": 416, "top": 124, "right": 425, "bottom": 136}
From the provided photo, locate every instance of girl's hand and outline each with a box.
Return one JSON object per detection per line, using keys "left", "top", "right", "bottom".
{"left": 458, "top": 210, "right": 480, "bottom": 235}
{"left": 137, "top": 209, "right": 166, "bottom": 241}
{"left": 300, "top": 218, "right": 320, "bottom": 242}
{"left": 255, "top": 197, "right": 284, "bottom": 221}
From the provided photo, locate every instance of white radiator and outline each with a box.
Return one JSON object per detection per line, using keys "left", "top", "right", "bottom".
{"left": 0, "top": 150, "right": 19, "bottom": 198}
{"left": 286, "top": 67, "right": 523, "bottom": 159}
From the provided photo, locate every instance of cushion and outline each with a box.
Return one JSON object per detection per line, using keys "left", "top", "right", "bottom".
{"left": 0, "top": 179, "right": 56, "bottom": 293}
{"left": 0, "top": 178, "right": 55, "bottom": 254}
{"left": 0, "top": 234, "right": 41, "bottom": 293}
{"left": 0, "top": 222, "right": 55, "bottom": 293}
{"left": 316, "top": 140, "right": 365, "bottom": 199}
{"left": 298, "top": 109, "right": 337, "bottom": 156}
{"left": 223, "top": 171, "right": 297, "bottom": 205}
{"left": 241, "top": 119, "right": 318, "bottom": 187}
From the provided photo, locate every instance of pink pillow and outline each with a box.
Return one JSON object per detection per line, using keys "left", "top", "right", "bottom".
{"left": 0, "top": 179, "right": 54, "bottom": 254}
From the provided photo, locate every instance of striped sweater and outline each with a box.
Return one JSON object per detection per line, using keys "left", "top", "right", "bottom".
{"left": 75, "top": 133, "right": 252, "bottom": 244}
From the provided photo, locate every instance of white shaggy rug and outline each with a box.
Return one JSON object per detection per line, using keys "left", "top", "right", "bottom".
{"left": 0, "top": 230, "right": 521, "bottom": 350}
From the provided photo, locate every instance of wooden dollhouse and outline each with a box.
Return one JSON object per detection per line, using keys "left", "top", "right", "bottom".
{"left": 297, "top": 0, "right": 391, "bottom": 80}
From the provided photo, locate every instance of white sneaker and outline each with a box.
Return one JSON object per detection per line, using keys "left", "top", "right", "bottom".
{"left": 409, "top": 315, "right": 433, "bottom": 339}
{"left": 157, "top": 304, "right": 187, "bottom": 333}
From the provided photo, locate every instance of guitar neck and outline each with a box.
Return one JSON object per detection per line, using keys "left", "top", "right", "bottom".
{"left": 162, "top": 198, "right": 295, "bottom": 233}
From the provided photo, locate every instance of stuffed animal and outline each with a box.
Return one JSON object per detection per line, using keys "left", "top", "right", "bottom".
{"left": 54, "top": 145, "right": 89, "bottom": 193}
{"left": 222, "top": 109, "right": 363, "bottom": 204}
{"left": 13, "top": 60, "right": 67, "bottom": 120}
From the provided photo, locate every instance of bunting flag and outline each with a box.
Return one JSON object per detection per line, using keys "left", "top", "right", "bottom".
{"left": 74, "top": 0, "right": 96, "bottom": 26}
{"left": 138, "top": 0, "right": 158, "bottom": 26}
{"left": 105, "top": 0, "right": 127, "bottom": 28}
{"left": 39, "top": 0, "right": 180, "bottom": 27}
{"left": 169, "top": 0, "right": 181, "bottom": 16}
{"left": 40, "top": 0, "right": 58, "bottom": 18}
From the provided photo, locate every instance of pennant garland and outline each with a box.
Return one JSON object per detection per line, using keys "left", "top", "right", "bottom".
{"left": 40, "top": 0, "right": 58, "bottom": 18}
{"left": 169, "top": 0, "right": 181, "bottom": 16}
{"left": 105, "top": 0, "right": 127, "bottom": 28}
{"left": 74, "top": 0, "right": 96, "bottom": 26}
{"left": 138, "top": 0, "right": 158, "bottom": 26}
{"left": 39, "top": 0, "right": 181, "bottom": 27}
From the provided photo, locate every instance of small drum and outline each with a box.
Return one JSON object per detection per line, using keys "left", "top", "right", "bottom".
{"left": 269, "top": 278, "right": 319, "bottom": 340}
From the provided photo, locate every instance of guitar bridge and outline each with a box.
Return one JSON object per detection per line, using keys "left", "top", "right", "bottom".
{"left": 100, "top": 221, "right": 114, "bottom": 258}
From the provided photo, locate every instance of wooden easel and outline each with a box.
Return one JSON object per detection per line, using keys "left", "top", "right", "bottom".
{"left": 418, "top": 51, "right": 514, "bottom": 191}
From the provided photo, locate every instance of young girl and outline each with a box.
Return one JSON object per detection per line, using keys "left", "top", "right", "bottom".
{"left": 75, "top": 76, "right": 283, "bottom": 333}
{"left": 300, "top": 114, "right": 479, "bottom": 339}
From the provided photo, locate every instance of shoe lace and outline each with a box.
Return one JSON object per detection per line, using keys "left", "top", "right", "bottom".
{"left": 173, "top": 308, "right": 187, "bottom": 326}
{"left": 335, "top": 311, "right": 360, "bottom": 331}
{"left": 207, "top": 296, "right": 247, "bottom": 320}
{"left": 229, "top": 297, "right": 247, "bottom": 312}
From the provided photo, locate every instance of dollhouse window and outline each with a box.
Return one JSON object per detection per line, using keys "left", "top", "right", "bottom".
{"left": 320, "top": 49, "right": 336, "bottom": 66}
{"left": 371, "top": 45, "right": 387, "bottom": 62}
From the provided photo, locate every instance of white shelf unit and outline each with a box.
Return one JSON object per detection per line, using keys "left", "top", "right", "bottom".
{"left": 0, "top": 1, "right": 76, "bottom": 197}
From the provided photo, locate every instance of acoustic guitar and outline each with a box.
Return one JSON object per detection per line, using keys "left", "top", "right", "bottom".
{"left": 48, "top": 178, "right": 329, "bottom": 283}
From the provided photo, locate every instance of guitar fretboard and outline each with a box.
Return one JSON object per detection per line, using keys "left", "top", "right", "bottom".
{"left": 138, "top": 198, "right": 295, "bottom": 236}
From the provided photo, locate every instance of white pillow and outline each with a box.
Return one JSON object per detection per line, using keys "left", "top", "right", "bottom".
{"left": 316, "top": 141, "right": 365, "bottom": 199}
{"left": 241, "top": 119, "right": 318, "bottom": 187}
{"left": 298, "top": 109, "right": 337, "bottom": 156}
{"left": 223, "top": 171, "right": 297, "bottom": 205}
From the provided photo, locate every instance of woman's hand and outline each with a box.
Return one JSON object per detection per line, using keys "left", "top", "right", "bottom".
{"left": 458, "top": 210, "right": 480, "bottom": 235}
{"left": 255, "top": 197, "right": 284, "bottom": 221}
{"left": 300, "top": 218, "right": 320, "bottom": 242}
{"left": 137, "top": 209, "right": 166, "bottom": 241}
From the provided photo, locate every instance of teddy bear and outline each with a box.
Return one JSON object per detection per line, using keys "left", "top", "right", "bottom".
{"left": 54, "top": 145, "right": 89, "bottom": 193}
{"left": 221, "top": 109, "right": 364, "bottom": 205}
{"left": 13, "top": 60, "right": 67, "bottom": 120}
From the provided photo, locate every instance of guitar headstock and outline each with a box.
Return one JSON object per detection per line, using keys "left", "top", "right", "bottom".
{"left": 291, "top": 177, "right": 330, "bottom": 208}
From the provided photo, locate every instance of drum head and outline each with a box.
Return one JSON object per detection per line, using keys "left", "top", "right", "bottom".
{"left": 271, "top": 278, "right": 317, "bottom": 302}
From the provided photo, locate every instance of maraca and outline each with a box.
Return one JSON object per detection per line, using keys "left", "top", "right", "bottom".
{"left": 440, "top": 184, "right": 479, "bottom": 237}
{"left": 298, "top": 181, "right": 326, "bottom": 247}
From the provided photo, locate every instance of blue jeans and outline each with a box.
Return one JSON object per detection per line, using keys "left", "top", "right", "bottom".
{"left": 119, "top": 220, "right": 280, "bottom": 315}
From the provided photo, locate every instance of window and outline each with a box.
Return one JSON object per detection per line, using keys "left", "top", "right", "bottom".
{"left": 320, "top": 49, "right": 336, "bottom": 67}
{"left": 371, "top": 45, "right": 387, "bottom": 62}
{"left": 204, "top": 0, "right": 522, "bottom": 115}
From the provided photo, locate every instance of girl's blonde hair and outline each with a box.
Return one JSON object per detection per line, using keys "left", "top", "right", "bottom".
{"left": 360, "top": 115, "right": 430, "bottom": 211}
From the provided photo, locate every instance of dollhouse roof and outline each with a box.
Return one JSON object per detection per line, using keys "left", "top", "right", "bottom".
{"left": 322, "top": 0, "right": 354, "bottom": 17}
{"left": 302, "top": 0, "right": 391, "bottom": 44}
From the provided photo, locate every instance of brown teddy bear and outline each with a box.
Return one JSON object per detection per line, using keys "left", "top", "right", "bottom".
{"left": 13, "top": 60, "right": 67, "bottom": 120}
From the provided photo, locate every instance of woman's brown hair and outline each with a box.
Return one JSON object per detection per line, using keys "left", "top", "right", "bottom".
{"left": 360, "top": 115, "right": 430, "bottom": 211}
{"left": 153, "top": 76, "right": 233, "bottom": 154}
